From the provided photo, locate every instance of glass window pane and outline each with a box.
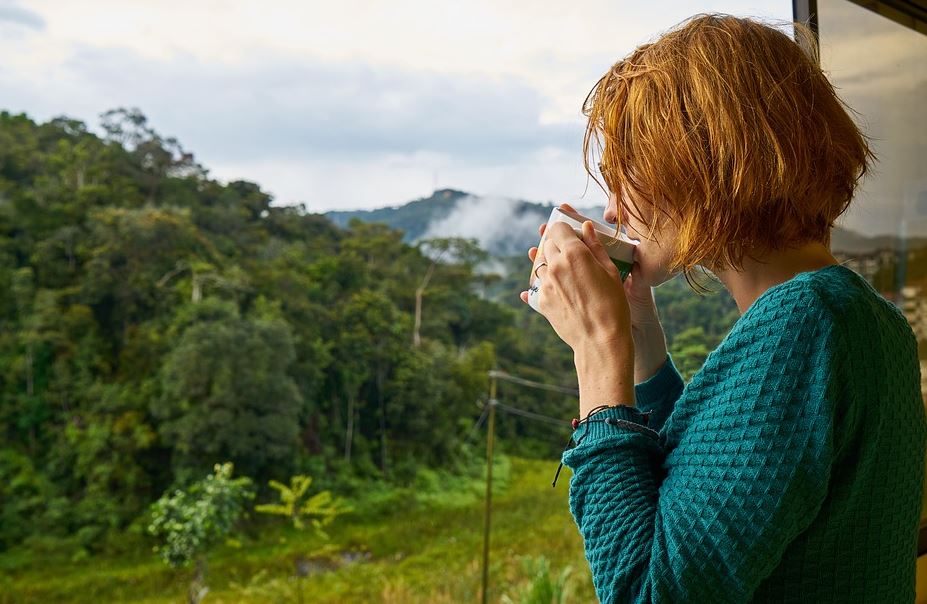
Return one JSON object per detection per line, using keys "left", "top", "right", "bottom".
{"left": 818, "top": 0, "right": 927, "bottom": 523}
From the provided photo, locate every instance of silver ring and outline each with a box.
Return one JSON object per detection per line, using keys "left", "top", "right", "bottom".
{"left": 534, "top": 262, "right": 547, "bottom": 279}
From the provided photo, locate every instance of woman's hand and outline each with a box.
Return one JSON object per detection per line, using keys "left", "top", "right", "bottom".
{"left": 519, "top": 205, "right": 636, "bottom": 414}
{"left": 524, "top": 204, "right": 657, "bottom": 325}
{"left": 526, "top": 203, "right": 668, "bottom": 384}
{"left": 520, "top": 219, "right": 632, "bottom": 351}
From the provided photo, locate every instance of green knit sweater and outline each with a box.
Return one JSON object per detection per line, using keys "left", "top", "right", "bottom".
{"left": 560, "top": 263, "right": 926, "bottom": 603}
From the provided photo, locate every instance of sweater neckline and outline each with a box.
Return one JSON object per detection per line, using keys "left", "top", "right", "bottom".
{"left": 734, "top": 262, "right": 851, "bottom": 326}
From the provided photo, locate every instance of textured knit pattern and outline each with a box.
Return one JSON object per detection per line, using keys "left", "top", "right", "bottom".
{"left": 560, "top": 263, "right": 927, "bottom": 603}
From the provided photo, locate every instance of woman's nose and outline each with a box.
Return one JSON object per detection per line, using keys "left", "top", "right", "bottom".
{"left": 603, "top": 201, "right": 618, "bottom": 225}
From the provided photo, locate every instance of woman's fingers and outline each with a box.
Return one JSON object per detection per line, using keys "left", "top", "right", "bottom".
{"left": 542, "top": 234, "right": 561, "bottom": 258}
{"left": 538, "top": 203, "right": 577, "bottom": 236}
{"left": 581, "top": 221, "right": 616, "bottom": 276}
{"left": 533, "top": 203, "right": 576, "bottom": 262}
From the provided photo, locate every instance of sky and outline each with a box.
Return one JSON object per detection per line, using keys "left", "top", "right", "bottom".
{"left": 0, "top": 0, "right": 923, "bottom": 236}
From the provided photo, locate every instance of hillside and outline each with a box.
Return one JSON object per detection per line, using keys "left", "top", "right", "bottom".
{"left": 324, "top": 189, "right": 599, "bottom": 257}
{"left": 0, "top": 110, "right": 590, "bottom": 559}
{"left": 324, "top": 189, "right": 926, "bottom": 258}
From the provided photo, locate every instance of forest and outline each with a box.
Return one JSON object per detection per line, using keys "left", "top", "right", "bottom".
{"left": 0, "top": 109, "right": 739, "bottom": 581}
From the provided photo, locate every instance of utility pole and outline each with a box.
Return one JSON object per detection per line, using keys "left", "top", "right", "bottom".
{"left": 477, "top": 369, "right": 578, "bottom": 603}
{"left": 481, "top": 371, "right": 498, "bottom": 604}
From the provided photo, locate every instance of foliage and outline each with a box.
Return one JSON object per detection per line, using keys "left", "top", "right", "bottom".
{"left": 501, "top": 554, "right": 575, "bottom": 604}
{"left": 3, "top": 457, "right": 603, "bottom": 603}
{"left": 154, "top": 300, "right": 303, "bottom": 481}
{"left": 228, "top": 568, "right": 304, "bottom": 604}
{"left": 147, "top": 462, "right": 254, "bottom": 568}
{"left": 0, "top": 108, "right": 755, "bottom": 555}
{"left": 254, "top": 475, "right": 352, "bottom": 536}
{"left": 668, "top": 326, "right": 714, "bottom": 382}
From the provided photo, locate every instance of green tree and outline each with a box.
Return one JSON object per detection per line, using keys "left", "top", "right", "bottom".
{"left": 148, "top": 462, "right": 254, "bottom": 604}
{"left": 0, "top": 108, "right": 685, "bottom": 552}
{"left": 669, "top": 326, "right": 714, "bottom": 381}
{"left": 411, "top": 236, "right": 491, "bottom": 349}
{"left": 331, "top": 289, "right": 410, "bottom": 474}
{"left": 100, "top": 107, "right": 205, "bottom": 203}
{"left": 154, "top": 300, "right": 303, "bottom": 481}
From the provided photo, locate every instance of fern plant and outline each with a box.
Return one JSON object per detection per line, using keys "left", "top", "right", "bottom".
{"left": 254, "top": 474, "right": 353, "bottom": 604}
{"left": 255, "top": 475, "right": 350, "bottom": 538}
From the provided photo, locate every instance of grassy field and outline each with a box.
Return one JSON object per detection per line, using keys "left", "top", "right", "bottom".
{"left": 0, "top": 456, "right": 599, "bottom": 603}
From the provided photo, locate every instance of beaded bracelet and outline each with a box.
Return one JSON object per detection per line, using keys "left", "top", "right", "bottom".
{"left": 551, "top": 404, "right": 655, "bottom": 488}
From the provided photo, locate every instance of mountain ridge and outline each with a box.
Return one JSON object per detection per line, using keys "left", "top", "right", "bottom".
{"left": 322, "top": 189, "right": 925, "bottom": 257}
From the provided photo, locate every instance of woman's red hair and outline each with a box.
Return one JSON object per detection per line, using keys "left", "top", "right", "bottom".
{"left": 583, "top": 13, "right": 876, "bottom": 292}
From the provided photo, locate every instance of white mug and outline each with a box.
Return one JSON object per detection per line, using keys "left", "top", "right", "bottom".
{"left": 527, "top": 207, "right": 639, "bottom": 314}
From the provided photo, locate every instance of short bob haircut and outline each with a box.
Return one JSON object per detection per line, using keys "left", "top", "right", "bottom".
{"left": 582, "top": 13, "right": 876, "bottom": 293}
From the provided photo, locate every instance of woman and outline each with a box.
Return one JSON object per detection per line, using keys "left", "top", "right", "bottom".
{"left": 519, "top": 13, "right": 926, "bottom": 603}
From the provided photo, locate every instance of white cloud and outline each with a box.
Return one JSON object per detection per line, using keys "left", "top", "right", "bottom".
{"left": 0, "top": 2, "right": 44, "bottom": 30}
{"left": 213, "top": 145, "right": 606, "bottom": 213}
{"left": 23, "top": 0, "right": 904, "bottom": 223}
{"left": 420, "top": 194, "right": 545, "bottom": 257}
{"left": 418, "top": 191, "right": 610, "bottom": 256}
{"left": 40, "top": 45, "right": 578, "bottom": 159}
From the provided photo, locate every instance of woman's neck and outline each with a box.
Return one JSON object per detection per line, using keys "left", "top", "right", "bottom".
{"left": 710, "top": 241, "right": 840, "bottom": 315}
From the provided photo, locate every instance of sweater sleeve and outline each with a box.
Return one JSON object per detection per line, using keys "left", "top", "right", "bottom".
{"left": 633, "top": 352, "right": 685, "bottom": 434}
{"left": 561, "top": 298, "right": 837, "bottom": 603}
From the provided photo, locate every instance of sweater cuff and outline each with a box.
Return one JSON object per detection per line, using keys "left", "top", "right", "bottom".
{"left": 634, "top": 352, "right": 684, "bottom": 409}
{"left": 570, "top": 404, "right": 660, "bottom": 445}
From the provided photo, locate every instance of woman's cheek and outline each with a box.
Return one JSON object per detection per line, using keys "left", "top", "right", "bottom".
{"left": 633, "top": 242, "right": 657, "bottom": 287}
{"left": 635, "top": 243, "right": 674, "bottom": 288}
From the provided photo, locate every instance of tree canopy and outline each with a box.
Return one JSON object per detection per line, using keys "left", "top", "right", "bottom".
{"left": 0, "top": 108, "right": 738, "bottom": 553}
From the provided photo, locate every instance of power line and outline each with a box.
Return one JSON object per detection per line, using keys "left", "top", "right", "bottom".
{"left": 464, "top": 402, "right": 491, "bottom": 443}
{"left": 488, "top": 370, "right": 579, "bottom": 397}
{"left": 494, "top": 401, "right": 568, "bottom": 429}
{"left": 480, "top": 368, "right": 578, "bottom": 603}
